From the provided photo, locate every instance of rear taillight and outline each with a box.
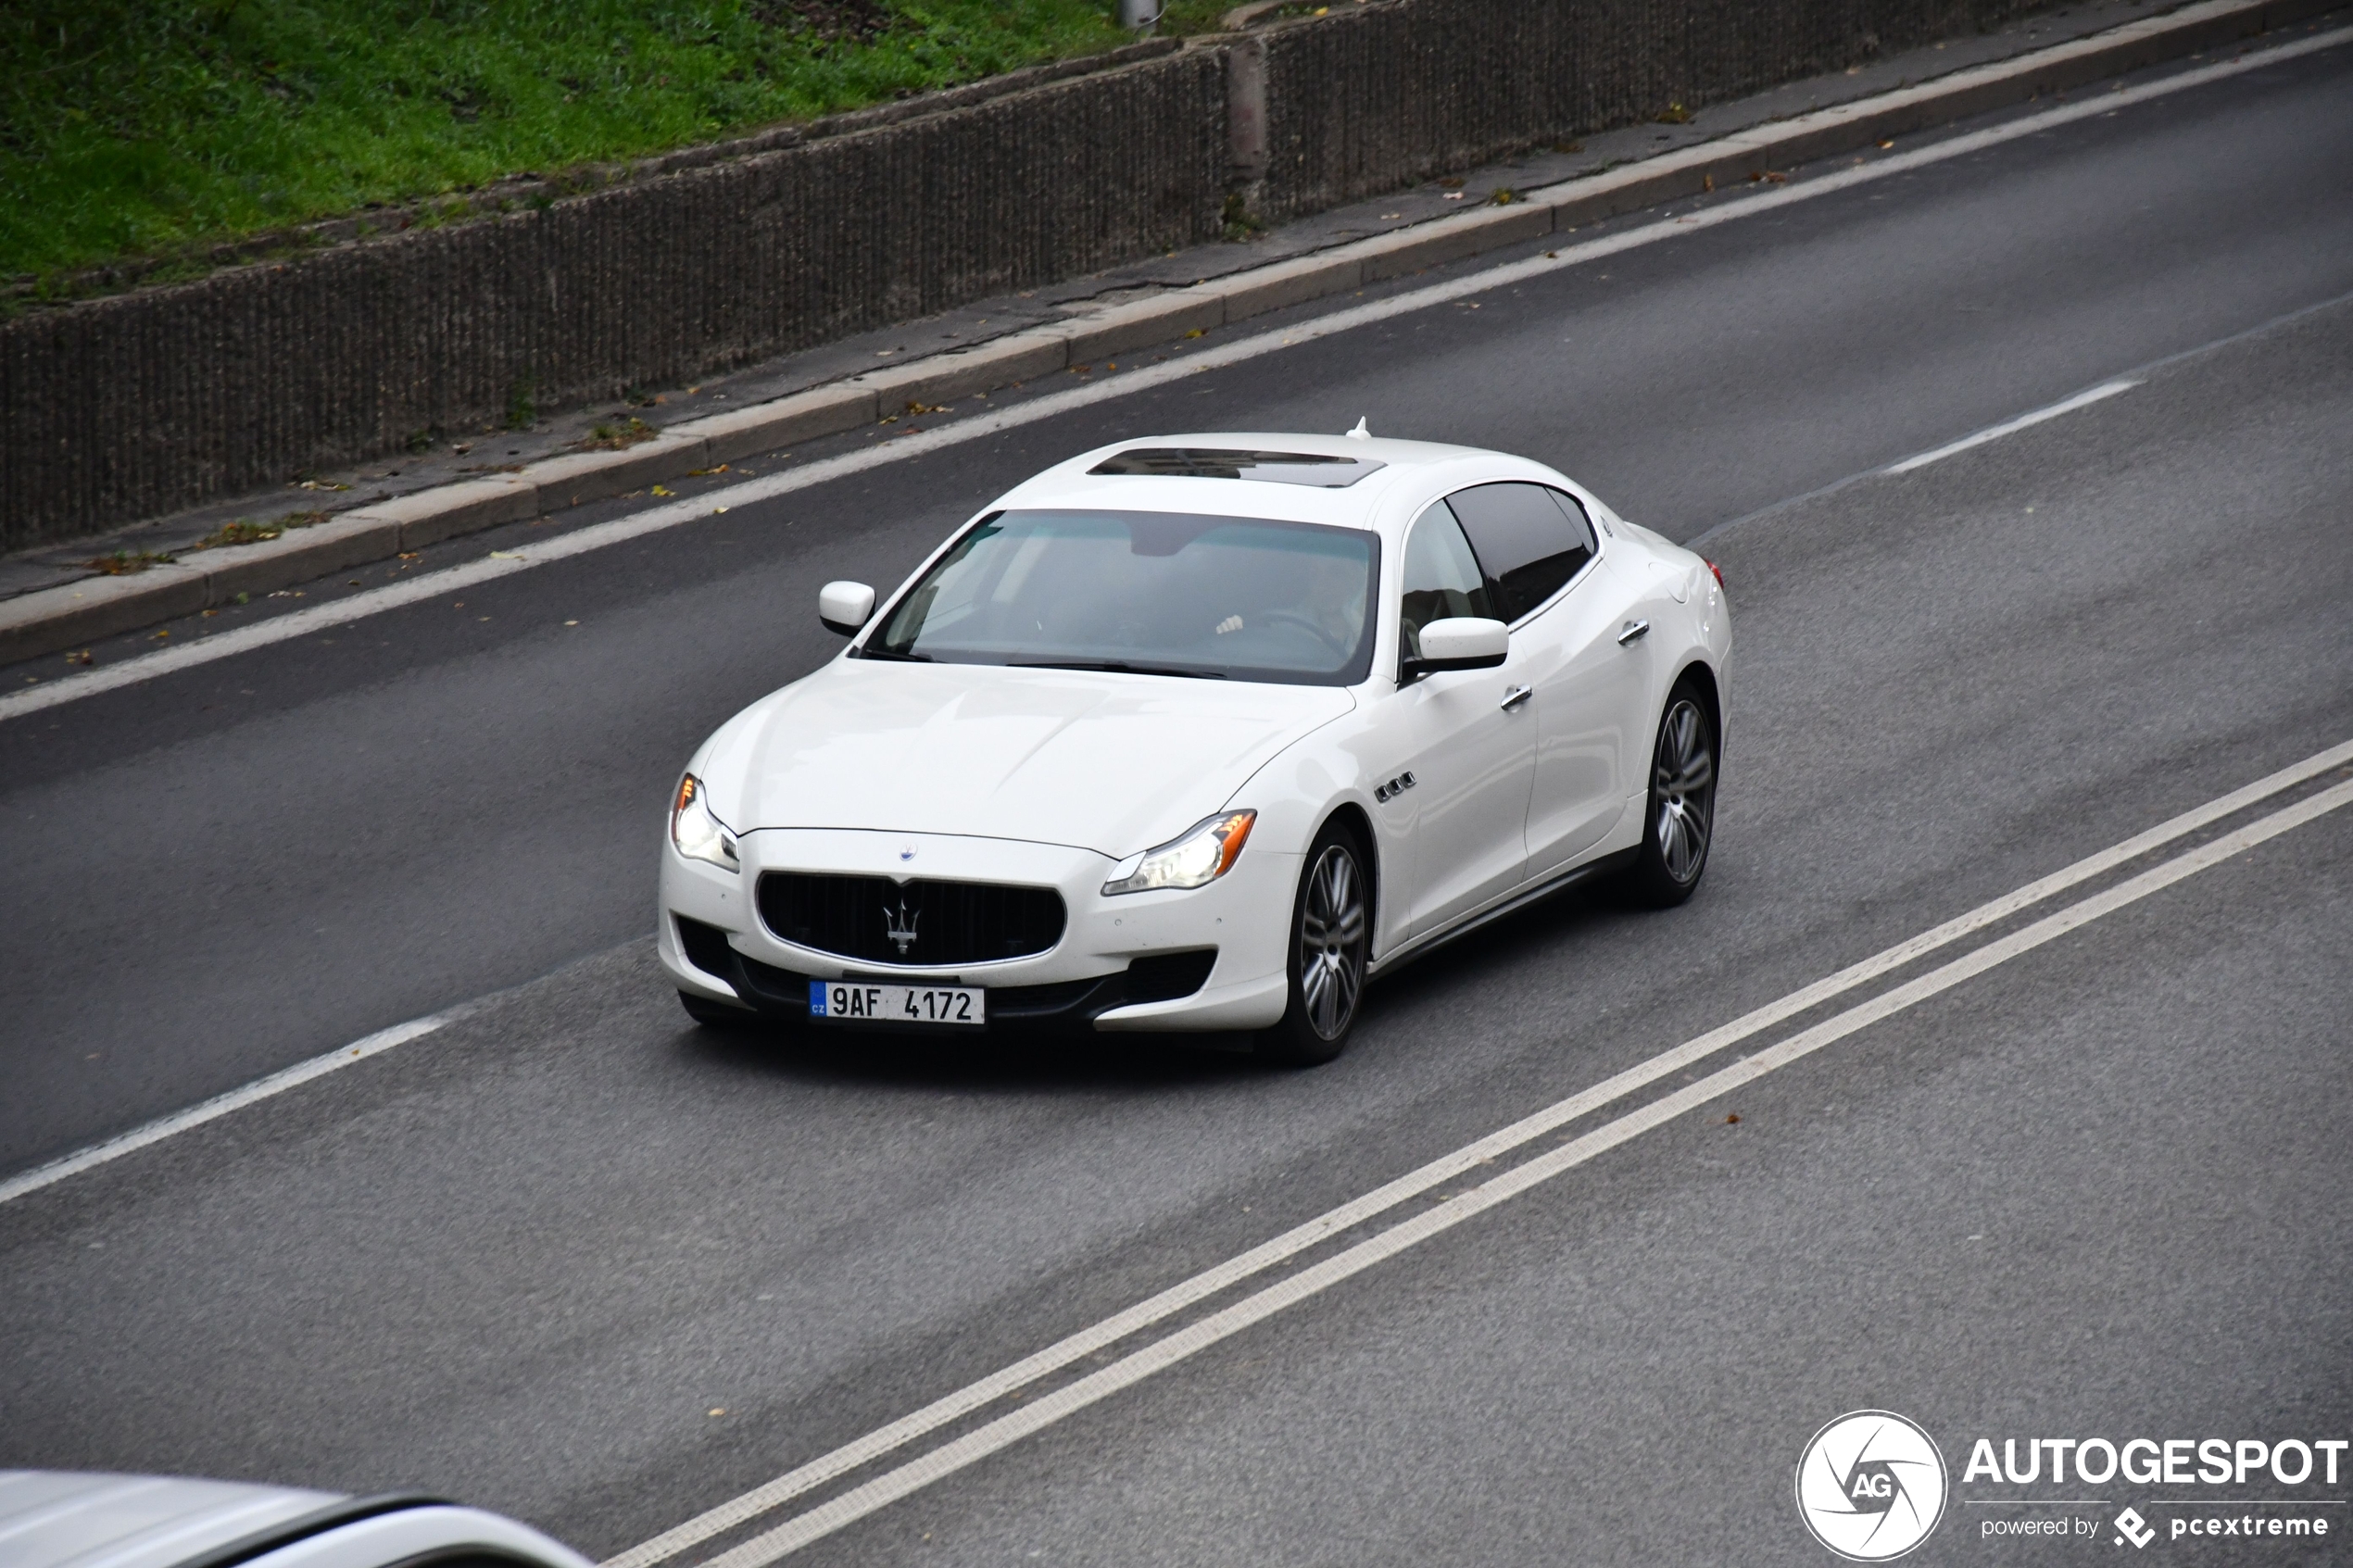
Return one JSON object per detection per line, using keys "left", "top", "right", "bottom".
{"left": 1705, "top": 558, "right": 1725, "bottom": 589}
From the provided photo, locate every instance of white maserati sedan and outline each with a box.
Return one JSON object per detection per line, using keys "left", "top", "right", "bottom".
{"left": 660, "top": 432, "right": 1728, "bottom": 1064}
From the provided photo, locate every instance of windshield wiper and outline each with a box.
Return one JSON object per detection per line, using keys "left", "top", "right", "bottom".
{"left": 853, "top": 646, "right": 931, "bottom": 661}
{"left": 1010, "top": 659, "right": 1226, "bottom": 679}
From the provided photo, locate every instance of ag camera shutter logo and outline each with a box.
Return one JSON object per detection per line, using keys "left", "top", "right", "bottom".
{"left": 1795, "top": 1411, "right": 1949, "bottom": 1561}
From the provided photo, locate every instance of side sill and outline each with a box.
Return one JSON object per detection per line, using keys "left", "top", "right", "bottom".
{"left": 1366, "top": 848, "right": 1639, "bottom": 982}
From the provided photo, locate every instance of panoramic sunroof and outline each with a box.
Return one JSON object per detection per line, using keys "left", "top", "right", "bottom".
{"left": 1088, "top": 448, "right": 1387, "bottom": 487}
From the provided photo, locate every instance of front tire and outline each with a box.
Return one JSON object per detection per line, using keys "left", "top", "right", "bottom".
{"left": 1257, "top": 822, "right": 1371, "bottom": 1067}
{"left": 1620, "top": 682, "right": 1718, "bottom": 909}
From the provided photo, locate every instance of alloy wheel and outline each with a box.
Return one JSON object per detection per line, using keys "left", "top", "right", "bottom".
{"left": 1297, "top": 843, "right": 1367, "bottom": 1039}
{"left": 1652, "top": 697, "right": 1716, "bottom": 884}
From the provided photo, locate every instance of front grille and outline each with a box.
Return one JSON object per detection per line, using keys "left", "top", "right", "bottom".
{"left": 756, "top": 872, "right": 1066, "bottom": 967}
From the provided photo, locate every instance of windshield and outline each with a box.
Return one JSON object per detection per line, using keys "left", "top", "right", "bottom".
{"left": 865, "top": 509, "right": 1379, "bottom": 684}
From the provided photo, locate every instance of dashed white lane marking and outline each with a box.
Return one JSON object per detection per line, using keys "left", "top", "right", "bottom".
{"left": 1683, "top": 282, "right": 2353, "bottom": 553}
{"left": 602, "top": 739, "right": 2353, "bottom": 1568}
{"left": 1886, "top": 380, "right": 2141, "bottom": 473}
{"left": 5, "top": 22, "right": 2346, "bottom": 728}
{"left": 0, "top": 1013, "right": 452, "bottom": 1206}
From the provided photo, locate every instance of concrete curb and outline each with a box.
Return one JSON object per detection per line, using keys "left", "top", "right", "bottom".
{"left": 0, "top": 0, "right": 2333, "bottom": 669}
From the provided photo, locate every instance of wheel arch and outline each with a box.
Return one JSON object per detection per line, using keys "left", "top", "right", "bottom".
{"left": 1667, "top": 656, "right": 1723, "bottom": 753}
{"left": 1316, "top": 800, "right": 1381, "bottom": 938}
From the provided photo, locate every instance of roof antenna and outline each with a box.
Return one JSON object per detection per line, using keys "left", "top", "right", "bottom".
{"left": 1345, "top": 417, "right": 1372, "bottom": 441}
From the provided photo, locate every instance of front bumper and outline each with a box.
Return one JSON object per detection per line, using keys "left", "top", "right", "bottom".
{"left": 658, "top": 826, "right": 1293, "bottom": 1033}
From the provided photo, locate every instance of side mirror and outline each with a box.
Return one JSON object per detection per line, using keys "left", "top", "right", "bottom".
{"left": 1402, "top": 616, "right": 1508, "bottom": 681}
{"left": 819, "top": 581, "right": 876, "bottom": 636}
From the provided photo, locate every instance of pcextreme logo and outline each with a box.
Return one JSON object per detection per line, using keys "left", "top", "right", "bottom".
{"left": 1796, "top": 1411, "right": 1950, "bottom": 1561}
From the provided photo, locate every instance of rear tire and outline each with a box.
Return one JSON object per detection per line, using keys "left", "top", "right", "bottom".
{"left": 1256, "top": 822, "right": 1371, "bottom": 1067}
{"left": 1619, "top": 681, "right": 1718, "bottom": 909}
{"left": 678, "top": 989, "right": 757, "bottom": 1029}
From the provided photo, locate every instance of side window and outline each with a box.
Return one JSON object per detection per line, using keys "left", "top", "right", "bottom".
{"left": 1398, "top": 504, "right": 1494, "bottom": 661}
{"left": 1445, "top": 482, "right": 1597, "bottom": 622}
{"left": 1546, "top": 485, "right": 1601, "bottom": 547}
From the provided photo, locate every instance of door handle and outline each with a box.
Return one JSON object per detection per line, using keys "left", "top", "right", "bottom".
{"left": 1500, "top": 684, "right": 1533, "bottom": 710}
{"left": 1617, "top": 619, "right": 1651, "bottom": 646}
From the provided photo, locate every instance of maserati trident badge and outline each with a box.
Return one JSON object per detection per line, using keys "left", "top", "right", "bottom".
{"left": 885, "top": 897, "right": 921, "bottom": 958}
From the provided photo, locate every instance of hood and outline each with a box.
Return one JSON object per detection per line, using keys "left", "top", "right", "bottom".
{"left": 702, "top": 659, "right": 1353, "bottom": 858}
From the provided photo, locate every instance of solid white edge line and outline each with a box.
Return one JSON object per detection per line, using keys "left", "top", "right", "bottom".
{"left": 598, "top": 735, "right": 2353, "bottom": 1568}
{"left": 6, "top": 21, "right": 2348, "bottom": 729}
{"left": 1886, "top": 380, "right": 2141, "bottom": 473}
{"left": 0, "top": 1013, "right": 451, "bottom": 1207}
{"left": 699, "top": 774, "right": 2353, "bottom": 1567}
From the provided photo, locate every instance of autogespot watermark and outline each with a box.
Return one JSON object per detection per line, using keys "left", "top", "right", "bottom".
{"left": 1797, "top": 1416, "right": 2348, "bottom": 1556}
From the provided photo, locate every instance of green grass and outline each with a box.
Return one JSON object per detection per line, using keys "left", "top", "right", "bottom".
{"left": 1, "top": 0, "right": 1237, "bottom": 286}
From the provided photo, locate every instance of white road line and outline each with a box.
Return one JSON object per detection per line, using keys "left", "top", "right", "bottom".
{"left": 686, "top": 774, "right": 2353, "bottom": 1567}
{"left": 601, "top": 736, "right": 2353, "bottom": 1568}
{"left": 0, "top": 1013, "right": 454, "bottom": 1206}
{"left": 1684, "top": 282, "right": 2353, "bottom": 552}
{"left": 1886, "top": 380, "right": 2141, "bottom": 473}
{"left": 6, "top": 22, "right": 2346, "bottom": 727}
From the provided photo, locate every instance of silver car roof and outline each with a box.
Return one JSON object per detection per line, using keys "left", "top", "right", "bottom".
{"left": 0, "top": 1472, "right": 346, "bottom": 1568}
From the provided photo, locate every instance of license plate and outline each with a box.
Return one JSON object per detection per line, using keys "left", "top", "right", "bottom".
{"left": 808, "top": 981, "right": 986, "bottom": 1027}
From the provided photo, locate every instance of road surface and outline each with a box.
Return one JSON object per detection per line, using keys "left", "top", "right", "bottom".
{"left": 3, "top": 31, "right": 2348, "bottom": 1568}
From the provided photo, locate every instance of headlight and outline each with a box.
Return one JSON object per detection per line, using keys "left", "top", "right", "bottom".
{"left": 1102, "top": 809, "right": 1255, "bottom": 896}
{"left": 671, "top": 773, "right": 739, "bottom": 872}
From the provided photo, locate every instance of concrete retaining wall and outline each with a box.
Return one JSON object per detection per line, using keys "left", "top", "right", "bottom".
{"left": 1, "top": 46, "right": 1225, "bottom": 549}
{"left": 1248, "top": 0, "right": 2056, "bottom": 220}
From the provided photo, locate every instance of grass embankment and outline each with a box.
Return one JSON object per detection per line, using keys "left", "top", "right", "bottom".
{"left": 2, "top": 0, "right": 1231, "bottom": 289}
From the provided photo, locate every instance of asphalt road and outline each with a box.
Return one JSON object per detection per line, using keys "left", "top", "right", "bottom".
{"left": 3, "top": 32, "right": 2350, "bottom": 1568}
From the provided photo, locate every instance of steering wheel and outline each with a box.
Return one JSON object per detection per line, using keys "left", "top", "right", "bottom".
{"left": 1252, "top": 609, "right": 1353, "bottom": 659}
